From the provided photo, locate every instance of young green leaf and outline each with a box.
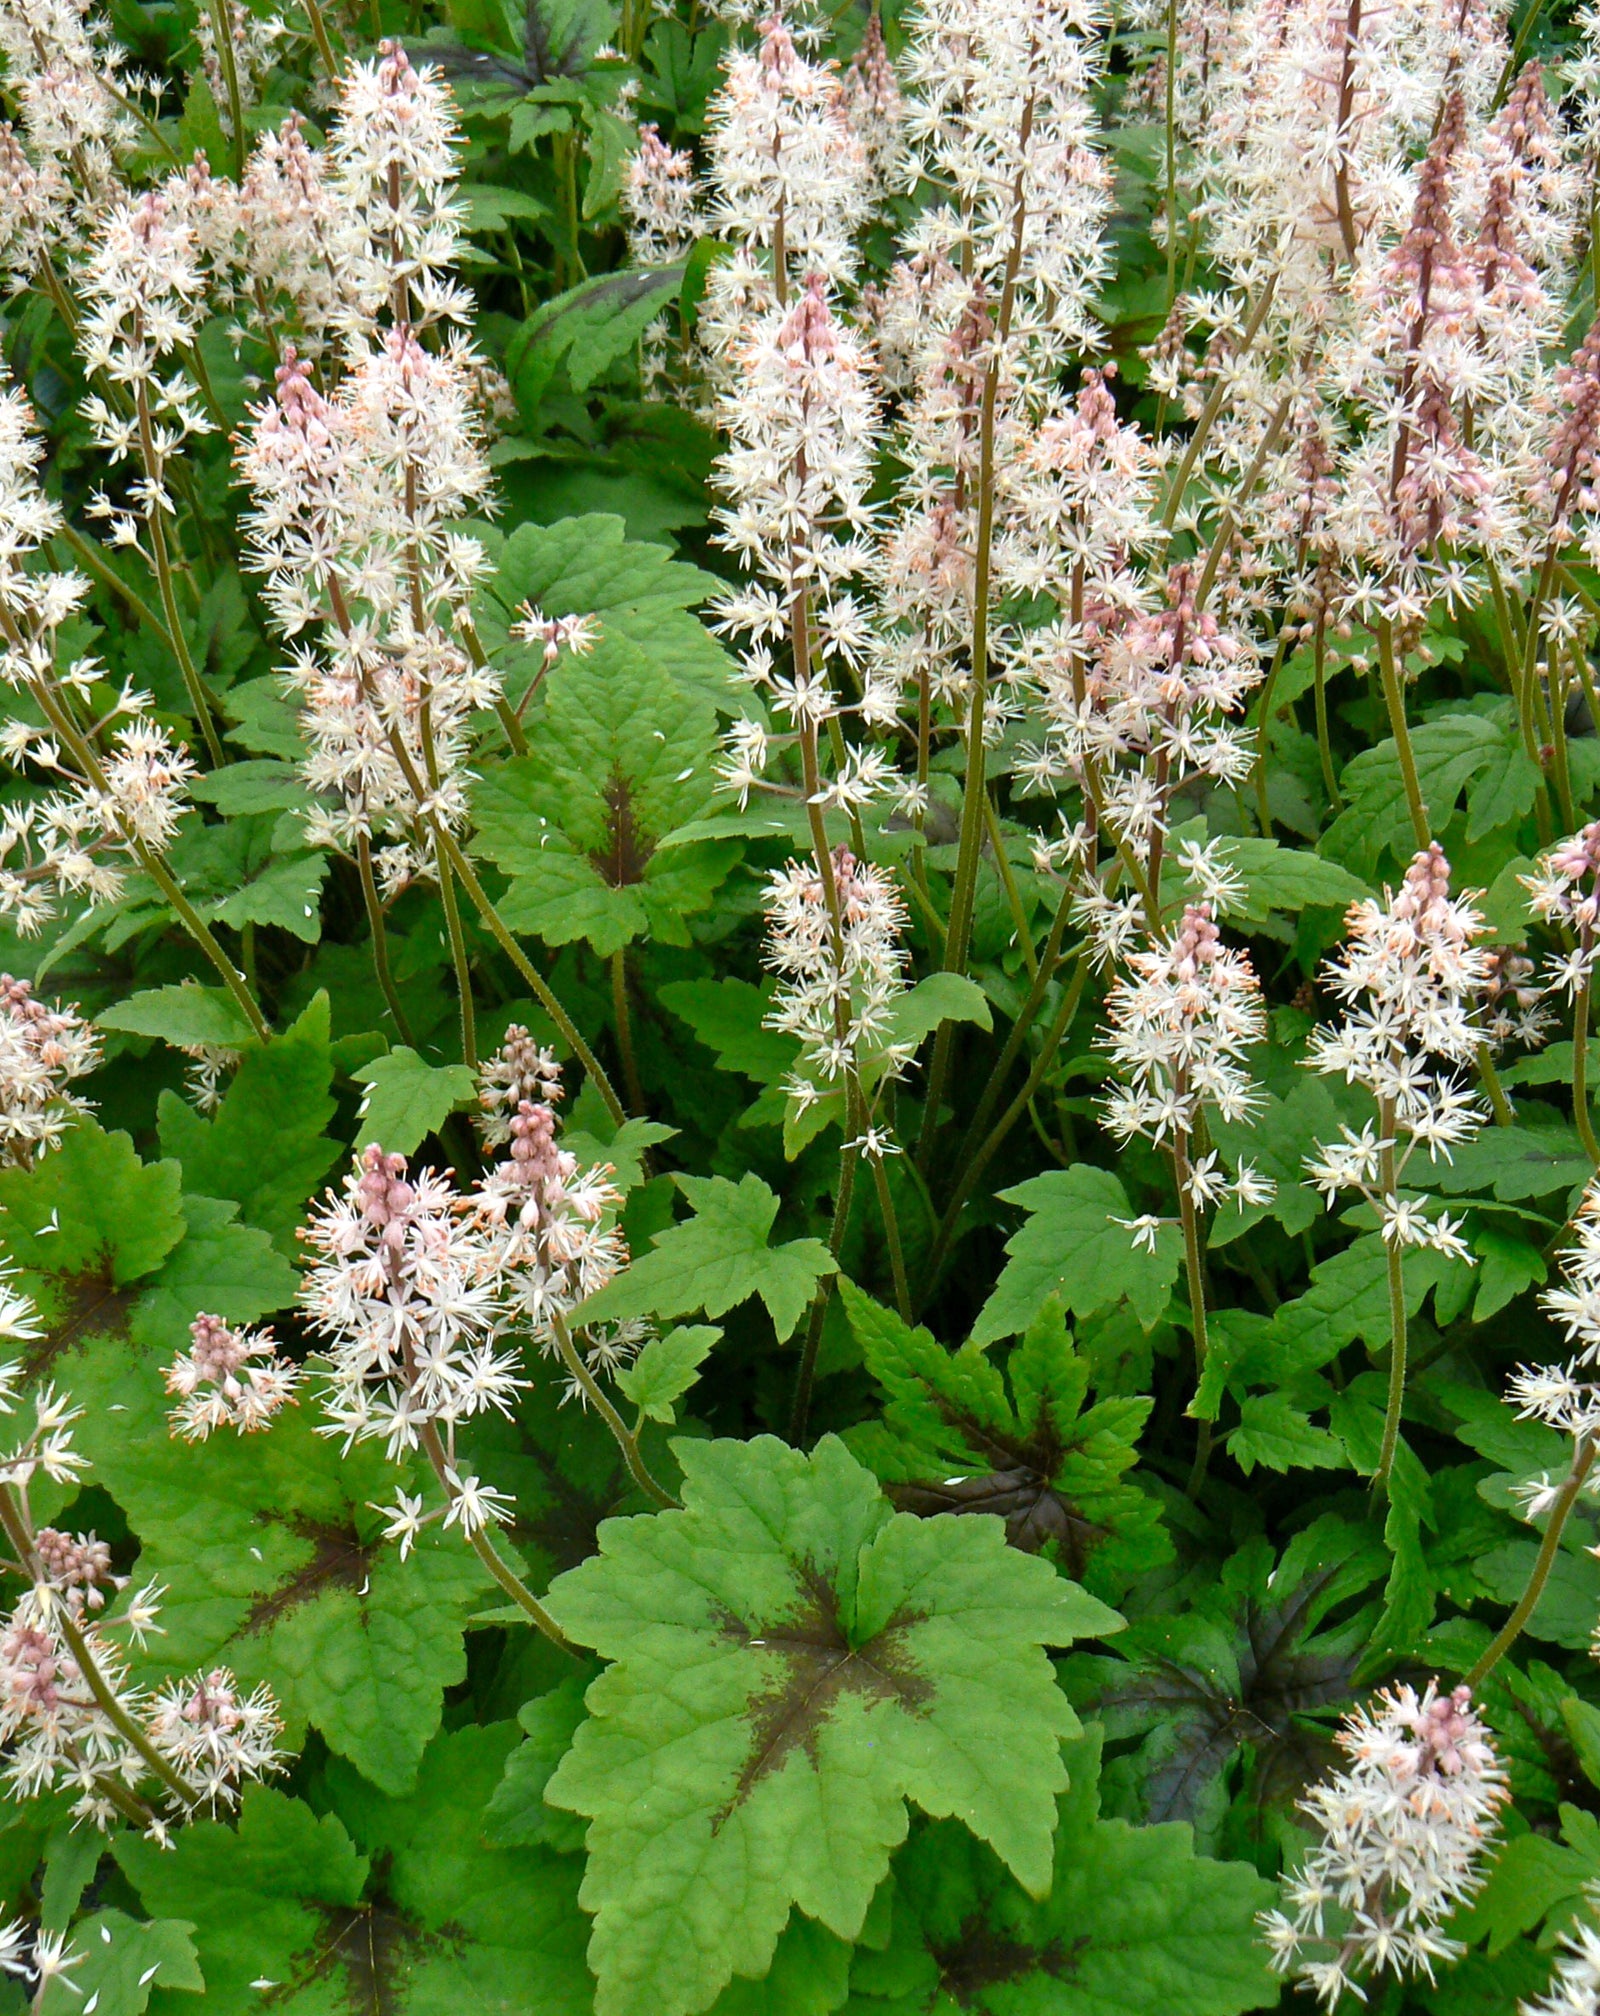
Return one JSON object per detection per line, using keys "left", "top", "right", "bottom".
{"left": 971, "top": 1167, "right": 1181, "bottom": 1345}
{"left": 577, "top": 1173, "right": 836, "bottom": 1340}
{"left": 544, "top": 1434, "right": 1121, "bottom": 2016}
{"left": 353, "top": 1048, "right": 478, "bottom": 1156}
{"left": 614, "top": 1324, "right": 720, "bottom": 1422}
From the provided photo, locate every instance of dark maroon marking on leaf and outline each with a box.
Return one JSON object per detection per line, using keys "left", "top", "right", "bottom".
{"left": 932, "top": 1923, "right": 1089, "bottom": 2007}
{"left": 510, "top": 1440, "right": 629, "bottom": 1574}
{"left": 244, "top": 1516, "right": 377, "bottom": 1633}
{"left": 590, "top": 774, "right": 655, "bottom": 888}
{"left": 26, "top": 1272, "right": 135, "bottom": 1377}
{"left": 1098, "top": 1560, "right": 1361, "bottom": 1826}
{"left": 888, "top": 1401, "right": 1108, "bottom": 1571}
{"left": 714, "top": 1572, "right": 933, "bottom": 1828}
{"left": 268, "top": 1890, "right": 457, "bottom": 2014}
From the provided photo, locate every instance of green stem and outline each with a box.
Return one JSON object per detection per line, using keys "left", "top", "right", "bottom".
{"left": 205, "top": 0, "right": 247, "bottom": 176}
{"left": 550, "top": 1310, "right": 676, "bottom": 1509}
{"left": 436, "top": 846, "right": 478, "bottom": 1071}
{"left": 1575, "top": 965, "right": 1600, "bottom": 1167}
{"left": 983, "top": 795, "right": 1038, "bottom": 981}
{"left": 920, "top": 956, "right": 1089, "bottom": 1305}
{"left": 1374, "top": 1102, "right": 1407, "bottom": 1496}
{"left": 1158, "top": 278, "right": 1278, "bottom": 535}
{"left": 1174, "top": 1125, "right": 1213, "bottom": 1499}
{"left": 1163, "top": 0, "right": 1179, "bottom": 312}
{"left": 952, "top": 882, "right": 1076, "bottom": 1173}
{"left": 611, "top": 948, "right": 644, "bottom": 1115}
{"left": 1477, "top": 1041, "right": 1513, "bottom": 1128}
{"left": 53, "top": 523, "right": 174, "bottom": 652}
{"left": 1377, "top": 620, "right": 1430, "bottom": 849}
{"left": 924, "top": 100, "right": 1038, "bottom": 1158}
{"left": 869, "top": 1150, "right": 912, "bottom": 1324}
{"left": 302, "top": 0, "right": 339, "bottom": 76}
{"left": 135, "top": 378, "right": 225, "bottom": 769}
{"left": 790, "top": 1137, "right": 859, "bottom": 1446}
{"left": 430, "top": 822, "right": 626, "bottom": 1128}
{"left": 1312, "top": 617, "right": 1341, "bottom": 813}
{"left": 414, "top": 1419, "right": 580, "bottom": 1652}
{"left": 1468, "top": 1435, "right": 1596, "bottom": 1689}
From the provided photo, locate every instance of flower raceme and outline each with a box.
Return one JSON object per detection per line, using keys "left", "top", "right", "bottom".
{"left": 1261, "top": 1682, "right": 1509, "bottom": 2007}
{"left": 0, "top": 977, "right": 99, "bottom": 1169}
{"left": 298, "top": 1043, "right": 632, "bottom": 1551}
{"left": 1100, "top": 903, "right": 1274, "bottom": 1224}
{"left": 1305, "top": 842, "right": 1492, "bottom": 1261}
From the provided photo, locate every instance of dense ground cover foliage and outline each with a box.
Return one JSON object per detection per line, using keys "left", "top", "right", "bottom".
{"left": 12, "top": 0, "right": 1600, "bottom": 2007}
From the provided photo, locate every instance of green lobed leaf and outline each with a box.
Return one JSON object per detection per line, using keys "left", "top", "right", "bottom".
{"left": 544, "top": 1435, "right": 1121, "bottom": 2016}
{"left": 96, "top": 984, "right": 259, "bottom": 1052}
{"left": 843, "top": 1728, "right": 1278, "bottom": 2016}
{"left": 0, "top": 1118, "right": 184, "bottom": 1297}
{"left": 841, "top": 1286, "right": 1170, "bottom": 1600}
{"left": 156, "top": 995, "right": 340, "bottom": 1254}
{"left": 60, "top": 1332, "right": 489, "bottom": 1795}
{"left": 353, "top": 1048, "right": 479, "bottom": 1156}
{"left": 971, "top": 1167, "right": 1182, "bottom": 1345}
{"left": 36, "top": 1913, "right": 203, "bottom": 2016}
{"left": 471, "top": 635, "right": 736, "bottom": 958}
{"left": 577, "top": 1173, "right": 837, "bottom": 1341}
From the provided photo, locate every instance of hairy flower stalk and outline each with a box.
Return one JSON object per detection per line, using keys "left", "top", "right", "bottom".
{"left": 1470, "top": 1173, "right": 1600, "bottom": 1687}
{"left": 1259, "top": 1682, "right": 1509, "bottom": 2006}
{"left": 236, "top": 45, "right": 622, "bottom": 1112}
{"left": 1306, "top": 844, "right": 1491, "bottom": 1490}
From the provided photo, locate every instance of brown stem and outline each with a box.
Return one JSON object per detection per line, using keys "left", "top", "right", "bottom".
{"left": 356, "top": 832, "right": 416, "bottom": 1047}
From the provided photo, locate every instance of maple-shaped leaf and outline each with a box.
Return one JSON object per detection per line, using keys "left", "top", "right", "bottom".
{"left": 971, "top": 1167, "right": 1182, "bottom": 1346}
{"left": 60, "top": 1333, "right": 489, "bottom": 1795}
{"left": 844, "top": 1729, "right": 1278, "bottom": 2016}
{"left": 471, "top": 637, "right": 738, "bottom": 958}
{"left": 577, "top": 1173, "right": 836, "bottom": 1341}
{"left": 353, "top": 1047, "right": 478, "bottom": 1156}
{"left": 840, "top": 1286, "right": 1171, "bottom": 1602}
{"left": 118, "top": 1729, "right": 596, "bottom": 2013}
{"left": 0, "top": 1136, "right": 293, "bottom": 1441}
{"left": 156, "top": 994, "right": 340, "bottom": 1253}
{"left": 1062, "top": 1517, "right": 1386, "bottom": 1850}
{"left": 0, "top": 1118, "right": 184, "bottom": 1310}
{"left": 543, "top": 1434, "right": 1121, "bottom": 2016}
